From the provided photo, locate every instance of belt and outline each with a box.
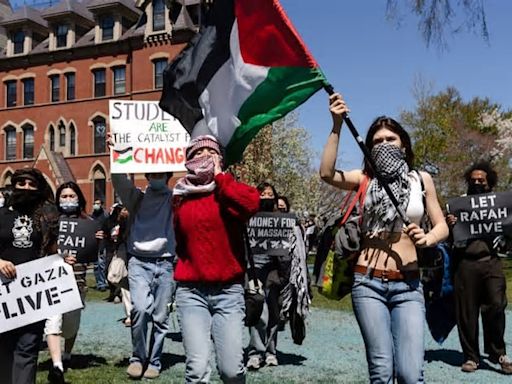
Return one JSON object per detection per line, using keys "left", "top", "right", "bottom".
{"left": 353, "top": 265, "right": 420, "bottom": 281}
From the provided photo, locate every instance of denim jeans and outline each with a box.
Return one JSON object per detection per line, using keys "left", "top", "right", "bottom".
{"left": 128, "top": 256, "right": 175, "bottom": 372}
{"left": 93, "top": 249, "right": 107, "bottom": 290}
{"left": 176, "top": 283, "right": 246, "bottom": 384}
{"left": 351, "top": 272, "right": 425, "bottom": 384}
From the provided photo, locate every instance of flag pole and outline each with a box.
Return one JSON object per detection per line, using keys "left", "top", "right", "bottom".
{"left": 324, "top": 84, "right": 411, "bottom": 226}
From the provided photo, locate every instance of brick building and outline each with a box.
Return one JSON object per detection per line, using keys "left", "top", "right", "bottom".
{"left": 0, "top": 0, "right": 197, "bottom": 209}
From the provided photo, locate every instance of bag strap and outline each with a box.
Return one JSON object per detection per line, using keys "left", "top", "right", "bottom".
{"left": 340, "top": 175, "right": 369, "bottom": 226}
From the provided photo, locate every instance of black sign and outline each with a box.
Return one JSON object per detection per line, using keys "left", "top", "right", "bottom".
{"left": 447, "top": 191, "right": 512, "bottom": 247}
{"left": 57, "top": 218, "right": 100, "bottom": 263}
{"left": 247, "top": 212, "right": 297, "bottom": 256}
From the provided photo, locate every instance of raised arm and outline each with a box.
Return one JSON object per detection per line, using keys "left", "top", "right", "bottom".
{"left": 319, "top": 93, "right": 364, "bottom": 191}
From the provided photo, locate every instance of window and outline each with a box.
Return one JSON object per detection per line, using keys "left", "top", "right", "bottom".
{"left": 92, "top": 165, "right": 106, "bottom": 202}
{"left": 56, "top": 24, "right": 68, "bottom": 48}
{"left": 6, "top": 81, "right": 16, "bottom": 107}
{"left": 49, "top": 125, "right": 55, "bottom": 151}
{"left": 22, "top": 124, "right": 34, "bottom": 159}
{"left": 113, "top": 67, "right": 126, "bottom": 95}
{"left": 100, "top": 15, "right": 115, "bottom": 41}
{"left": 5, "top": 127, "right": 16, "bottom": 160}
{"left": 23, "top": 78, "right": 34, "bottom": 106}
{"left": 153, "top": 59, "right": 167, "bottom": 89}
{"left": 93, "top": 117, "right": 106, "bottom": 153}
{"left": 93, "top": 69, "right": 106, "bottom": 98}
{"left": 65, "top": 73, "right": 75, "bottom": 101}
{"left": 50, "top": 75, "right": 60, "bottom": 102}
{"left": 70, "top": 124, "right": 76, "bottom": 155}
{"left": 152, "top": 0, "right": 166, "bottom": 31}
{"left": 58, "top": 121, "right": 66, "bottom": 147}
{"left": 12, "top": 30, "right": 25, "bottom": 54}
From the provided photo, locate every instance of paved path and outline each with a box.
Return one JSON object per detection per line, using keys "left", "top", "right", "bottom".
{"left": 44, "top": 301, "right": 512, "bottom": 383}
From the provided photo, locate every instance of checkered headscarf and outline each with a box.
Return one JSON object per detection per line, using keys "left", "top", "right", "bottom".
{"left": 363, "top": 143, "right": 410, "bottom": 235}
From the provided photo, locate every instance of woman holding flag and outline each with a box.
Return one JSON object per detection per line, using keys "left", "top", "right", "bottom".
{"left": 173, "top": 135, "right": 260, "bottom": 383}
{"left": 320, "top": 93, "right": 448, "bottom": 383}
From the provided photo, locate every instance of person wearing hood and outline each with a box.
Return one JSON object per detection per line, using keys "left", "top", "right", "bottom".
{"left": 173, "top": 135, "right": 260, "bottom": 383}
{"left": 45, "top": 181, "right": 104, "bottom": 384}
{"left": 109, "top": 134, "right": 176, "bottom": 380}
{"left": 0, "top": 168, "right": 59, "bottom": 384}
{"left": 447, "top": 161, "right": 512, "bottom": 374}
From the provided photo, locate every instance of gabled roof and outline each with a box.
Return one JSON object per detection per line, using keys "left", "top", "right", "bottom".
{"left": 0, "top": 6, "right": 48, "bottom": 28}
{"left": 88, "top": 0, "right": 141, "bottom": 16}
{"left": 41, "top": 0, "right": 94, "bottom": 23}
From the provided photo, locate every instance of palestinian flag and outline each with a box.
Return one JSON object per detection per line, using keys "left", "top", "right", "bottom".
{"left": 159, "top": 0, "right": 328, "bottom": 165}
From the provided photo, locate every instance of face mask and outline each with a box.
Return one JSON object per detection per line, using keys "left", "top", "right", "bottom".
{"left": 0, "top": 197, "right": 4, "bottom": 208}
{"left": 93, "top": 203, "right": 102, "bottom": 211}
{"left": 149, "top": 178, "right": 167, "bottom": 191}
{"left": 371, "top": 143, "right": 408, "bottom": 179}
{"left": 59, "top": 200, "right": 80, "bottom": 213}
{"left": 11, "top": 189, "right": 43, "bottom": 211}
{"left": 467, "top": 183, "right": 488, "bottom": 195}
{"left": 260, "top": 198, "right": 275, "bottom": 212}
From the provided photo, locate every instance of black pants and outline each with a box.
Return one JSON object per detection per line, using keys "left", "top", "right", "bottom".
{"left": 454, "top": 257, "right": 507, "bottom": 362}
{"left": 0, "top": 320, "right": 45, "bottom": 384}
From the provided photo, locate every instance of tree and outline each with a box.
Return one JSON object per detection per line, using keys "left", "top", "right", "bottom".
{"left": 229, "top": 112, "right": 344, "bottom": 220}
{"left": 400, "top": 86, "right": 510, "bottom": 200}
{"left": 386, "top": 0, "right": 488, "bottom": 50}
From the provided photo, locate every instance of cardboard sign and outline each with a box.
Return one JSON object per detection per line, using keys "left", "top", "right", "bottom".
{"left": 247, "top": 212, "right": 298, "bottom": 256}
{"left": 447, "top": 191, "right": 512, "bottom": 247}
{"left": 58, "top": 218, "right": 100, "bottom": 263}
{"left": 0, "top": 255, "right": 83, "bottom": 333}
{"left": 109, "top": 100, "right": 190, "bottom": 173}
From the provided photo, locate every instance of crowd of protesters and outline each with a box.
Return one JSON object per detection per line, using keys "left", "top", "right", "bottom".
{"left": 0, "top": 107, "right": 511, "bottom": 384}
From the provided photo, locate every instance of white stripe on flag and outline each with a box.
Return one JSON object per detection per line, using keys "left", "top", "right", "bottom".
{"left": 194, "top": 21, "right": 269, "bottom": 147}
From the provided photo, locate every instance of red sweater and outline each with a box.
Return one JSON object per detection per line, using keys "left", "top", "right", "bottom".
{"left": 173, "top": 173, "right": 260, "bottom": 283}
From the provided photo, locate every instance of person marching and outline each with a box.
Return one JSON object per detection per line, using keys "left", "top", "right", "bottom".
{"left": 320, "top": 93, "right": 448, "bottom": 383}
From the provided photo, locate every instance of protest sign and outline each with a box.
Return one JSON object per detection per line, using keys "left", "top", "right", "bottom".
{"left": 109, "top": 100, "right": 190, "bottom": 173}
{"left": 447, "top": 191, "right": 512, "bottom": 247}
{"left": 58, "top": 218, "right": 99, "bottom": 263}
{"left": 0, "top": 255, "right": 83, "bottom": 333}
{"left": 247, "top": 212, "right": 297, "bottom": 256}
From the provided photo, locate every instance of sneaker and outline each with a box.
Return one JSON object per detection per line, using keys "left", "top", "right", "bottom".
{"left": 461, "top": 360, "right": 478, "bottom": 372}
{"left": 47, "top": 366, "right": 65, "bottom": 384}
{"left": 265, "top": 354, "right": 278, "bottom": 367}
{"left": 498, "top": 355, "right": 512, "bottom": 374}
{"left": 143, "top": 367, "right": 160, "bottom": 379}
{"left": 126, "top": 362, "right": 144, "bottom": 378}
{"left": 246, "top": 356, "right": 262, "bottom": 370}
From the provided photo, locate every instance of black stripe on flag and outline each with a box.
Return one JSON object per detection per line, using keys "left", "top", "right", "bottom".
{"left": 159, "top": 0, "right": 235, "bottom": 134}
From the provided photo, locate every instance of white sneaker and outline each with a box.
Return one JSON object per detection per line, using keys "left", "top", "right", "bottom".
{"left": 246, "top": 356, "right": 262, "bottom": 370}
{"left": 265, "top": 354, "right": 278, "bottom": 367}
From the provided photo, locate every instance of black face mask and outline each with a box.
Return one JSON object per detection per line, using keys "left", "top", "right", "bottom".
{"left": 467, "top": 183, "right": 488, "bottom": 195}
{"left": 10, "top": 189, "right": 43, "bottom": 211}
{"left": 259, "top": 198, "right": 275, "bottom": 212}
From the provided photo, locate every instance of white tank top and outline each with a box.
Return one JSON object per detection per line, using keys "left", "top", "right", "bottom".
{"left": 406, "top": 171, "right": 425, "bottom": 225}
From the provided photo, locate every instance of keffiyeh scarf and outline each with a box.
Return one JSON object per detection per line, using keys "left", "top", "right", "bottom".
{"left": 173, "top": 155, "right": 217, "bottom": 196}
{"left": 363, "top": 142, "right": 410, "bottom": 235}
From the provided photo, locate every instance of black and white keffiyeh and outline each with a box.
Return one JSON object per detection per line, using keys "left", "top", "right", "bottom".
{"left": 363, "top": 142, "right": 410, "bottom": 235}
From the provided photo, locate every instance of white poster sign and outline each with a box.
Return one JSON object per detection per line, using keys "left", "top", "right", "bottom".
{"left": 109, "top": 100, "right": 190, "bottom": 174}
{"left": 0, "top": 255, "right": 83, "bottom": 333}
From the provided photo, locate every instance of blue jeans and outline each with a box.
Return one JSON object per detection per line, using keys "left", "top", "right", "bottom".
{"left": 128, "top": 256, "right": 175, "bottom": 372}
{"left": 93, "top": 249, "right": 107, "bottom": 290}
{"left": 351, "top": 272, "right": 425, "bottom": 384}
{"left": 176, "top": 283, "right": 246, "bottom": 384}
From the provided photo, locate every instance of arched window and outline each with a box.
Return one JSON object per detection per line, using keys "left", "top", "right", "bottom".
{"left": 49, "top": 125, "right": 55, "bottom": 151}
{"left": 22, "top": 123, "right": 34, "bottom": 159}
{"left": 4, "top": 126, "right": 16, "bottom": 160}
{"left": 58, "top": 120, "right": 66, "bottom": 148}
{"left": 92, "top": 116, "right": 106, "bottom": 154}
{"left": 3, "top": 170, "right": 13, "bottom": 187}
{"left": 69, "top": 123, "right": 76, "bottom": 155}
{"left": 153, "top": 0, "right": 165, "bottom": 31}
{"left": 92, "top": 165, "right": 106, "bottom": 202}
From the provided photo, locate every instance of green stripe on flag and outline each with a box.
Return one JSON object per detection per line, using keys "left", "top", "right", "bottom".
{"left": 226, "top": 66, "right": 327, "bottom": 165}
{"left": 115, "top": 155, "right": 133, "bottom": 164}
